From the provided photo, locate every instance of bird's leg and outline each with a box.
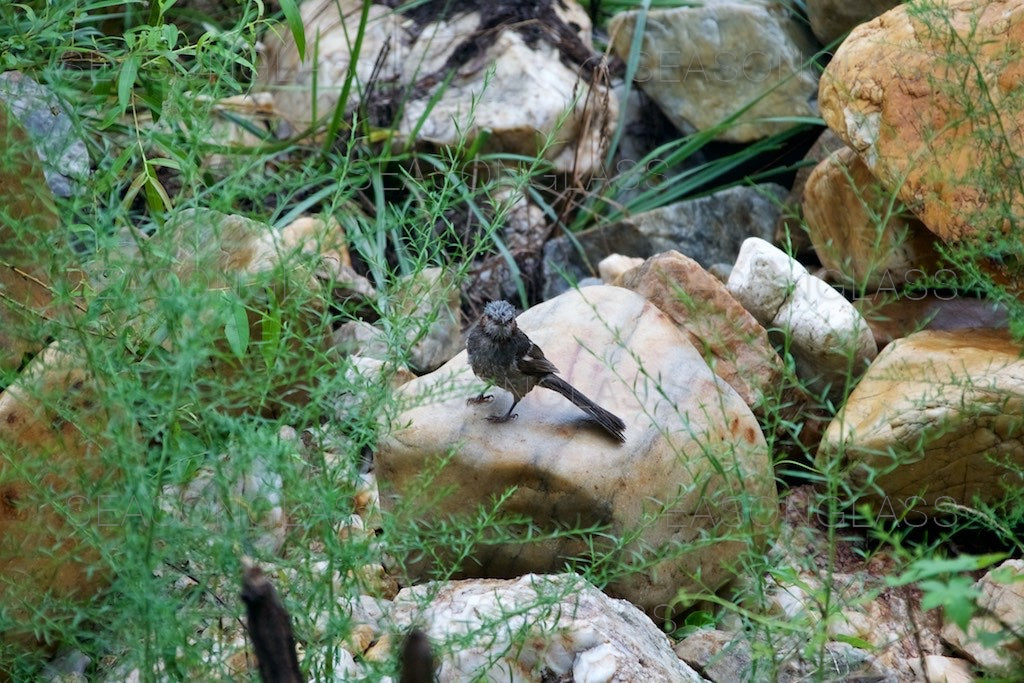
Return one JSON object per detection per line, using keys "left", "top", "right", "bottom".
{"left": 466, "top": 390, "right": 494, "bottom": 405}
{"left": 487, "top": 396, "right": 520, "bottom": 423}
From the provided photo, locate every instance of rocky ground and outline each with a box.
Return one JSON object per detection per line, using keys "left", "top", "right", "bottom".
{"left": 3, "top": 0, "right": 1024, "bottom": 681}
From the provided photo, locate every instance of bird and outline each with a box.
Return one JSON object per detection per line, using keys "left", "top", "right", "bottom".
{"left": 465, "top": 300, "right": 626, "bottom": 442}
{"left": 398, "top": 629, "right": 434, "bottom": 683}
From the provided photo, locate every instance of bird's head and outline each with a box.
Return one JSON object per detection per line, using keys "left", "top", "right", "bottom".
{"left": 480, "top": 300, "right": 517, "bottom": 338}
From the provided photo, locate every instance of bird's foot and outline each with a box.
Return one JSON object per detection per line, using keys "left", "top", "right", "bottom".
{"left": 467, "top": 393, "right": 494, "bottom": 405}
{"left": 486, "top": 412, "right": 517, "bottom": 423}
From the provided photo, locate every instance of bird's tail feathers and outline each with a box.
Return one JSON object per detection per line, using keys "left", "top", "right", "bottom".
{"left": 538, "top": 375, "right": 626, "bottom": 442}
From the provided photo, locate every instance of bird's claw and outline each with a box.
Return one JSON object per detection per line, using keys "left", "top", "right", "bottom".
{"left": 486, "top": 412, "right": 517, "bottom": 423}
{"left": 466, "top": 394, "right": 494, "bottom": 405}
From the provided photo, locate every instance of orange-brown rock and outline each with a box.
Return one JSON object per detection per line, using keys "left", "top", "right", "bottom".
{"left": 803, "top": 146, "right": 939, "bottom": 289}
{"left": 0, "top": 345, "right": 127, "bottom": 648}
{"left": 617, "top": 252, "right": 822, "bottom": 453}
{"left": 818, "top": 329, "right": 1024, "bottom": 514}
{"left": 616, "top": 250, "right": 784, "bottom": 413}
{"left": 819, "top": 0, "right": 1024, "bottom": 244}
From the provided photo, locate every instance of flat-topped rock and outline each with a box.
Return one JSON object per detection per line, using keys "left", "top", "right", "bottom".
{"left": 377, "top": 286, "right": 777, "bottom": 618}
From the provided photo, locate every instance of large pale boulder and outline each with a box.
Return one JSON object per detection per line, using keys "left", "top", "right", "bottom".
{"left": 390, "top": 574, "right": 704, "bottom": 682}
{"left": 803, "top": 146, "right": 939, "bottom": 289}
{"left": 399, "top": 4, "right": 615, "bottom": 176}
{"left": 818, "top": 329, "right": 1024, "bottom": 513}
{"left": 256, "top": 0, "right": 403, "bottom": 131}
{"left": 819, "top": 0, "right": 1024, "bottom": 244}
{"left": 608, "top": 2, "right": 818, "bottom": 142}
{"left": 727, "top": 238, "right": 876, "bottom": 393}
{"left": 377, "top": 286, "right": 776, "bottom": 618}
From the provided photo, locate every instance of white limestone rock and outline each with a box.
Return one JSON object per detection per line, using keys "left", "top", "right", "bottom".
{"left": 727, "top": 237, "right": 876, "bottom": 392}
{"left": 390, "top": 574, "right": 704, "bottom": 682}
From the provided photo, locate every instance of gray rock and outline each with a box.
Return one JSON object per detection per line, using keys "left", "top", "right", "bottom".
{"left": 43, "top": 649, "right": 91, "bottom": 682}
{"left": 806, "top": 0, "right": 901, "bottom": 46}
{"left": 332, "top": 320, "right": 388, "bottom": 359}
{"left": 543, "top": 184, "right": 785, "bottom": 299}
{"left": 778, "top": 641, "right": 898, "bottom": 682}
{"left": 608, "top": 2, "right": 818, "bottom": 143}
{"left": 675, "top": 630, "right": 752, "bottom": 683}
{"left": 0, "top": 71, "right": 89, "bottom": 198}
{"left": 169, "top": 448, "right": 288, "bottom": 555}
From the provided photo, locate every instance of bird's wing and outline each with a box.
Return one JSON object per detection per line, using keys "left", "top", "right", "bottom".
{"left": 517, "top": 340, "right": 560, "bottom": 376}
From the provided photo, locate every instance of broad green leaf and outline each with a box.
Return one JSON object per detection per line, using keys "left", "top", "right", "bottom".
{"left": 118, "top": 54, "right": 140, "bottom": 112}
{"left": 887, "top": 553, "right": 1007, "bottom": 587}
{"left": 279, "top": 0, "right": 306, "bottom": 61}
{"left": 919, "top": 577, "right": 979, "bottom": 631}
{"left": 683, "top": 610, "right": 715, "bottom": 630}
{"left": 224, "top": 295, "right": 250, "bottom": 360}
{"left": 143, "top": 175, "right": 169, "bottom": 214}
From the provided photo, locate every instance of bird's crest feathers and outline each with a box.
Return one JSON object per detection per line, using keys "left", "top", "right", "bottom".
{"left": 483, "top": 300, "right": 516, "bottom": 324}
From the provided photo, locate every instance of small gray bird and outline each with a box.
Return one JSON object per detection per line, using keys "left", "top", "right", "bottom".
{"left": 465, "top": 300, "right": 626, "bottom": 442}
